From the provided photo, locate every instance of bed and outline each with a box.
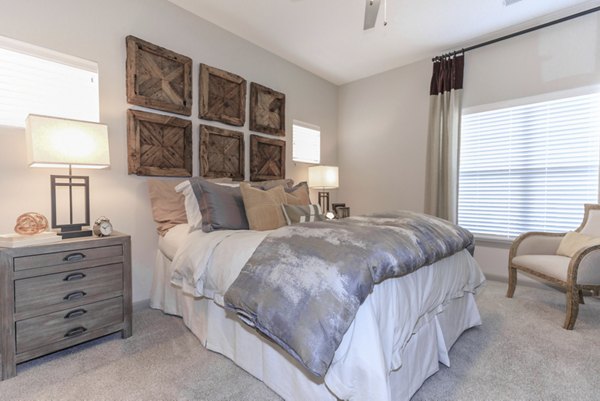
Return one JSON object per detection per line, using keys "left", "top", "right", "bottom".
{"left": 150, "top": 217, "right": 485, "bottom": 401}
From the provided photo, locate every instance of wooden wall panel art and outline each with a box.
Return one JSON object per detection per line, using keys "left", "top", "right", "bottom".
{"left": 126, "top": 36, "right": 192, "bottom": 116}
{"left": 200, "top": 125, "right": 244, "bottom": 180}
{"left": 199, "top": 64, "right": 246, "bottom": 126}
{"left": 249, "top": 83, "right": 286, "bottom": 136}
{"left": 250, "top": 135, "right": 286, "bottom": 181}
{"left": 127, "top": 109, "right": 192, "bottom": 177}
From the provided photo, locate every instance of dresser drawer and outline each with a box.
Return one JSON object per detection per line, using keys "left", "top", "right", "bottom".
{"left": 13, "top": 245, "right": 123, "bottom": 271}
{"left": 16, "top": 297, "right": 123, "bottom": 354}
{"left": 14, "top": 263, "right": 123, "bottom": 314}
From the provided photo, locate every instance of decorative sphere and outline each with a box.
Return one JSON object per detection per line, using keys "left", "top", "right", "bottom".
{"left": 15, "top": 212, "right": 49, "bottom": 235}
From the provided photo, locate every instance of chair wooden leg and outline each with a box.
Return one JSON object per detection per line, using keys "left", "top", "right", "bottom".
{"left": 506, "top": 265, "right": 517, "bottom": 298}
{"left": 578, "top": 289, "right": 585, "bottom": 304}
{"left": 564, "top": 288, "right": 579, "bottom": 330}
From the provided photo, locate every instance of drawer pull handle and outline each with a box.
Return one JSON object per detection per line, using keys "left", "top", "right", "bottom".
{"left": 64, "top": 272, "right": 86, "bottom": 282}
{"left": 64, "top": 326, "right": 87, "bottom": 338}
{"left": 63, "top": 291, "right": 87, "bottom": 301}
{"left": 63, "top": 252, "right": 86, "bottom": 262}
{"left": 64, "top": 309, "right": 87, "bottom": 319}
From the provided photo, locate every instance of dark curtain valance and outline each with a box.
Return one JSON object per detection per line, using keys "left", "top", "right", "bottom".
{"left": 429, "top": 55, "right": 464, "bottom": 95}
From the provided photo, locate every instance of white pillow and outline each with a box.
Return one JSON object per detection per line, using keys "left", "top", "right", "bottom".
{"left": 175, "top": 181, "right": 203, "bottom": 231}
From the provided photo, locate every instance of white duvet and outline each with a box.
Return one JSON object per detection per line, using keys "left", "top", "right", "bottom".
{"left": 169, "top": 228, "right": 485, "bottom": 401}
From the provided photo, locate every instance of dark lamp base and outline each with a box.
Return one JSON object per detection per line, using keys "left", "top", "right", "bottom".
{"left": 318, "top": 191, "right": 330, "bottom": 214}
{"left": 57, "top": 224, "right": 93, "bottom": 239}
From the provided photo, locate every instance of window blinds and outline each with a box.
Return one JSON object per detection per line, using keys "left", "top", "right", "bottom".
{"left": 0, "top": 36, "right": 99, "bottom": 128}
{"left": 458, "top": 92, "right": 600, "bottom": 240}
{"left": 292, "top": 122, "right": 320, "bottom": 164}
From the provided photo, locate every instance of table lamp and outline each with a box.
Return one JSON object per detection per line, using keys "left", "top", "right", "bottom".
{"left": 308, "top": 165, "right": 339, "bottom": 213}
{"left": 26, "top": 114, "right": 110, "bottom": 238}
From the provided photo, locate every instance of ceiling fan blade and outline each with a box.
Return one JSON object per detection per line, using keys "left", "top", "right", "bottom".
{"left": 363, "top": 0, "right": 381, "bottom": 30}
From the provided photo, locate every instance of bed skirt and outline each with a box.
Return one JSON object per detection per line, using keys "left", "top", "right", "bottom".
{"left": 150, "top": 250, "right": 481, "bottom": 401}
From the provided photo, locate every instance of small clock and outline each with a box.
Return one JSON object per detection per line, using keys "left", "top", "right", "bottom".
{"left": 93, "top": 216, "right": 113, "bottom": 237}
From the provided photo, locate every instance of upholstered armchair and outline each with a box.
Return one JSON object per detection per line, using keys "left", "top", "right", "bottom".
{"left": 507, "top": 204, "right": 600, "bottom": 329}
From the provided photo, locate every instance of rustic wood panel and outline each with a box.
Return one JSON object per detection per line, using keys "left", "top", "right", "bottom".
{"left": 126, "top": 36, "right": 192, "bottom": 116}
{"left": 250, "top": 135, "right": 286, "bottom": 181}
{"left": 121, "top": 236, "right": 132, "bottom": 339}
{"left": 15, "top": 323, "right": 125, "bottom": 364}
{"left": 249, "top": 82, "right": 286, "bottom": 136}
{"left": 15, "top": 263, "right": 123, "bottom": 315}
{"left": 14, "top": 245, "right": 122, "bottom": 271}
{"left": 199, "top": 64, "right": 246, "bottom": 126}
{"left": 16, "top": 297, "right": 123, "bottom": 353}
{"left": 1, "top": 250, "right": 16, "bottom": 380}
{"left": 200, "top": 125, "right": 244, "bottom": 180}
{"left": 127, "top": 109, "right": 192, "bottom": 177}
{"left": 0, "top": 233, "right": 132, "bottom": 380}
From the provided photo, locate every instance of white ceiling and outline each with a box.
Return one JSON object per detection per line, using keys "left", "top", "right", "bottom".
{"left": 168, "top": 0, "right": 600, "bottom": 85}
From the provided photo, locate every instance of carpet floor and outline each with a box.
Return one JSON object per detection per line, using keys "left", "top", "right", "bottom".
{"left": 1, "top": 279, "right": 599, "bottom": 401}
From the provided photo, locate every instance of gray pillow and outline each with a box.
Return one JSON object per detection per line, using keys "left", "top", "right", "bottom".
{"left": 281, "top": 204, "right": 325, "bottom": 225}
{"left": 188, "top": 177, "right": 249, "bottom": 232}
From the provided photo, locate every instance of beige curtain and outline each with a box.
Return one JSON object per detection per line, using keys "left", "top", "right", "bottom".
{"left": 425, "top": 55, "right": 464, "bottom": 222}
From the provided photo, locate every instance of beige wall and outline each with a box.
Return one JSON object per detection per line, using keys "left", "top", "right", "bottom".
{"left": 338, "top": 12, "right": 600, "bottom": 282}
{"left": 337, "top": 59, "right": 431, "bottom": 215}
{"left": 0, "top": 0, "right": 338, "bottom": 302}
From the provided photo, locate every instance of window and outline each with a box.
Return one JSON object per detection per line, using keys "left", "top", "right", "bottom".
{"left": 0, "top": 36, "right": 99, "bottom": 128}
{"left": 458, "top": 91, "right": 600, "bottom": 240}
{"left": 293, "top": 121, "right": 320, "bottom": 164}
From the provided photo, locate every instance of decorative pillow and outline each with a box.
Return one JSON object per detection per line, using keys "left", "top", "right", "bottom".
{"left": 284, "top": 182, "right": 311, "bottom": 205}
{"left": 556, "top": 231, "right": 600, "bottom": 257}
{"left": 175, "top": 177, "right": 237, "bottom": 231}
{"left": 147, "top": 179, "right": 187, "bottom": 236}
{"left": 281, "top": 204, "right": 325, "bottom": 225}
{"left": 252, "top": 179, "right": 294, "bottom": 190}
{"left": 240, "top": 183, "right": 287, "bottom": 231}
{"left": 178, "top": 177, "right": 249, "bottom": 233}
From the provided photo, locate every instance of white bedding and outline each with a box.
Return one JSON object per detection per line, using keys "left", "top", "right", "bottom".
{"left": 158, "top": 223, "right": 191, "bottom": 260}
{"left": 165, "top": 227, "right": 485, "bottom": 401}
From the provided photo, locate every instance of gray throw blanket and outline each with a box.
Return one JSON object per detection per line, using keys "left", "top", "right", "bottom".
{"left": 224, "top": 211, "right": 474, "bottom": 377}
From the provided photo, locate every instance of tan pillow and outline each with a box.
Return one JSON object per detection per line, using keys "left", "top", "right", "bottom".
{"left": 251, "top": 179, "right": 294, "bottom": 190}
{"left": 556, "top": 231, "right": 600, "bottom": 257}
{"left": 285, "top": 182, "right": 311, "bottom": 205}
{"left": 240, "top": 183, "right": 287, "bottom": 231}
{"left": 147, "top": 179, "right": 187, "bottom": 236}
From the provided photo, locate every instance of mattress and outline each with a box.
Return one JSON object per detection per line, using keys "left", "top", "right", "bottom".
{"left": 151, "top": 224, "right": 485, "bottom": 401}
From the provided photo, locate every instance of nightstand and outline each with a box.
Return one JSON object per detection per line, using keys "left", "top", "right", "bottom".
{"left": 0, "top": 232, "right": 132, "bottom": 380}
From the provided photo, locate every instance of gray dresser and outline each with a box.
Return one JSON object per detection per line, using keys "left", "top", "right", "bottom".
{"left": 0, "top": 233, "right": 132, "bottom": 380}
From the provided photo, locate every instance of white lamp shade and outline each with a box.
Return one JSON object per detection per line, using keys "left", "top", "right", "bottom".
{"left": 308, "top": 165, "right": 339, "bottom": 189}
{"left": 26, "top": 114, "right": 110, "bottom": 169}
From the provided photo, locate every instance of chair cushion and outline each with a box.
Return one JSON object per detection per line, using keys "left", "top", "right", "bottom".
{"left": 512, "top": 255, "right": 571, "bottom": 282}
{"left": 556, "top": 231, "right": 600, "bottom": 258}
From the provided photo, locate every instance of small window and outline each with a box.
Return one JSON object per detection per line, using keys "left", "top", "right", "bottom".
{"left": 293, "top": 121, "right": 320, "bottom": 164}
{"left": 0, "top": 36, "right": 99, "bottom": 128}
{"left": 458, "top": 90, "right": 600, "bottom": 240}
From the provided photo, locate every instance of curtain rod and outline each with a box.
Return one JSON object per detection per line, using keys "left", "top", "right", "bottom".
{"left": 432, "top": 5, "right": 600, "bottom": 62}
